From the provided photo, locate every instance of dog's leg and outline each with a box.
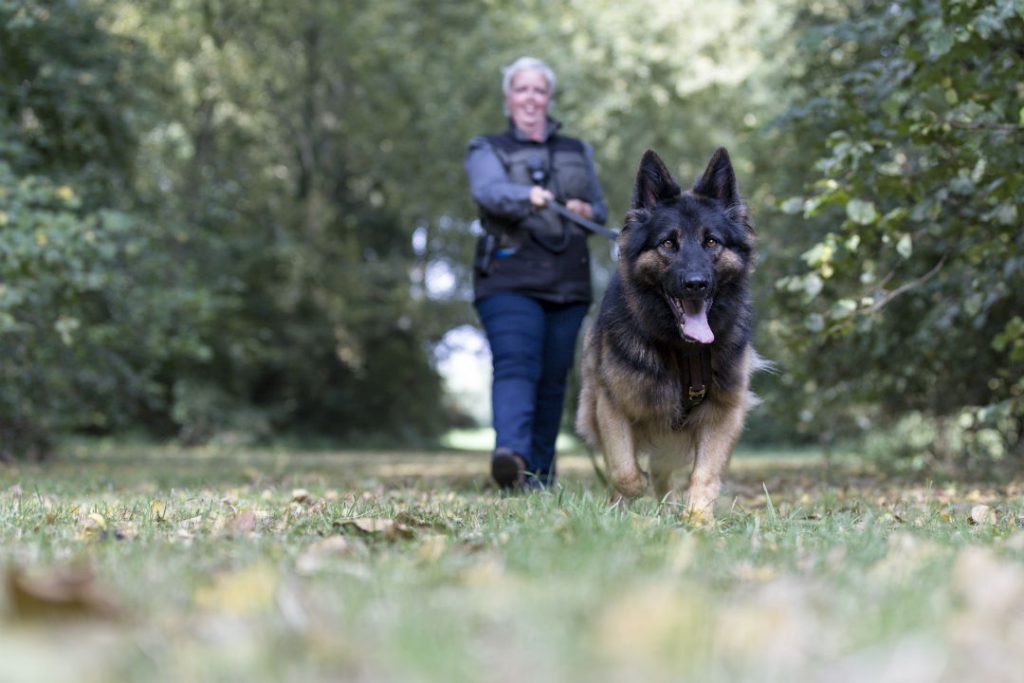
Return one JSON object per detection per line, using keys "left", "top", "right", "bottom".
{"left": 595, "top": 389, "right": 647, "bottom": 499}
{"left": 686, "top": 405, "right": 746, "bottom": 523}
{"left": 650, "top": 469, "right": 674, "bottom": 504}
{"left": 648, "top": 432, "right": 693, "bottom": 506}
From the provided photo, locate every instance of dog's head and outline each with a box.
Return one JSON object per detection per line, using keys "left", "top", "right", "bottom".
{"left": 619, "top": 148, "right": 753, "bottom": 345}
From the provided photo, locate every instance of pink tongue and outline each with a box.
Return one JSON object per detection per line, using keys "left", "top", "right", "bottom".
{"left": 681, "top": 300, "right": 714, "bottom": 344}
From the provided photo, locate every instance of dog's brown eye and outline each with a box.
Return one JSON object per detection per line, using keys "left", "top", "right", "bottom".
{"left": 704, "top": 237, "right": 718, "bottom": 248}
{"left": 661, "top": 239, "right": 675, "bottom": 250}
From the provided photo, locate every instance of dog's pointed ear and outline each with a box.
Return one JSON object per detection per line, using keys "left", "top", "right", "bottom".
{"left": 692, "top": 147, "right": 741, "bottom": 207}
{"left": 631, "top": 150, "right": 681, "bottom": 211}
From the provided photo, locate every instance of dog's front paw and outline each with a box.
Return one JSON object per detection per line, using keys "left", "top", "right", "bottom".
{"left": 682, "top": 503, "right": 715, "bottom": 526}
{"left": 612, "top": 470, "right": 649, "bottom": 500}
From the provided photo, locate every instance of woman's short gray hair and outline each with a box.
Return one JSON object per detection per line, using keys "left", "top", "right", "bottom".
{"left": 501, "top": 56, "right": 557, "bottom": 98}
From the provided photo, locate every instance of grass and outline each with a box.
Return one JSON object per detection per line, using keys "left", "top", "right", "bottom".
{"left": 1, "top": 442, "right": 1023, "bottom": 682}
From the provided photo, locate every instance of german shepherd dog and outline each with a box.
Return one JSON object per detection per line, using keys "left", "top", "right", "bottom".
{"left": 576, "top": 148, "right": 761, "bottom": 521}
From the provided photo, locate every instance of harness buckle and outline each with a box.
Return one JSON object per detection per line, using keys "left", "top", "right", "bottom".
{"left": 688, "top": 384, "right": 707, "bottom": 401}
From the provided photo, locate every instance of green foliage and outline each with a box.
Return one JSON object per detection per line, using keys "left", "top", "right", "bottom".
{"left": 115, "top": 0, "right": 450, "bottom": 444}
{"left": 0, "top": 0, "right": 215, "bottom": 456}
{"left": 2, "top": 0, "right": 797, "bottom": 454}
{"left": 768, "top": 0, "right": 1024, "bottom": 461}
{"left": 6, "top": 0, "right": 1019, "bottom": 462}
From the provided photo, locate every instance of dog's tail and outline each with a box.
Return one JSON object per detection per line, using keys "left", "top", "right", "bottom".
{"left": 746, "top": 349, "right": 776, "bottom": 410}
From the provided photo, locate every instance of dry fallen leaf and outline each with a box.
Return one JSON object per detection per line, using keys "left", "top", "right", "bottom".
{"left": 336, "top": 517, "right": 415, "bottom": 540}
{"left": 150, "top": 500, "right": 168, "bottom": 522}
{"left": 416, "top": 535, "right": 448, "bottom": 563}
{"left": 969, "top": 504, "right": 996, "bottom": 526}
{"left": 194, "top": 564, "right": 278, "bottom": 615}
{"left": 6, "top": 564, "right": 122, "bottom": 621}
{"left": 225, "top": 511, "right": 258, "bottom": 535}
{"left": 714, "top": 579, "right": 820, "bottom": 665}
{"left": 291, "top": 488, "right": 310, "bottom": 504}
{"left": 667, "top": 532, "right": 698, "bottom": 574}
{"left": 114, "top": 521, "right": 138, "bottom": 540}
{"left": 595, "top": 581, "right": 710, "bottom": 665}
{"left": 869, "top": 532, "right": 944, "bottom": 585}
{"left": 394, "top": 510, "right": 448, "bottom": 532}
{"left": 296, "top": 536, "right": 357, "bottom": 575}
{"left": 459, "top": 556, "right": 506, "bottom": 587}
{"left": 77, "top": 513, "right": 108, "bottom": 541}
{"left": 179, "top": 515, "right": 204, "bottom": 532}
{"left": 952, "top": 546, "right": 1024, "bottom": 617}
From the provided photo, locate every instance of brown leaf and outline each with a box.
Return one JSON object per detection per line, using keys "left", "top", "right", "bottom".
{"left": 394, "top": 510, "right": 449, "bottom": 532}
{"left": 291, "top": 488, "right": 311, "bottom": 504}
{"left": 969, "top": 504, "right": 997, "bottom": 525}
{"left": 226, "top": 511, "right": 258, "bottom": 535}
{"left": 295, "top": 536, "right": 357, "bottom": 575}
{"left": 336, "top": 517, "right": 415, "bottom": 540}
{"left": 114, "top": 521, "right": 138, "bottom": 540}
{"left": 6, "top": 564, "right": 122, "bottom": 621}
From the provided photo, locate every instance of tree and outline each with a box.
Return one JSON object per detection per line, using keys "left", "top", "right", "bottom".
{"left": 0, "top": 0, "right": 223, "bottom": 457}
{"left": 771, "top": 0, "right": 1024, "bottom": 464}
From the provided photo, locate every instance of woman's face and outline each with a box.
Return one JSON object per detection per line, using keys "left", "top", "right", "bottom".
{"left": 505, "top": 68, "right": 550, "bottom": 136}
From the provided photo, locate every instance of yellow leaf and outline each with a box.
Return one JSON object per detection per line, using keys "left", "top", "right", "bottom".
{"left": 596, "top": 582, "right": 710, "bottom": 665}
{"left": 417, "top": 535, "right": 448, "bottom": 563}
{"left": 56, "top": 185, "right": 75, "bottom": 201}
{"left": 78, "top": 513, "right": 108, "bottom": 541}
{"left": 194, "top": 564, "right": 278, "bottom": 615}
{"left": 35, "top": 230, "right": 48, "bottom": 247}
{"left": 150, "top": 500, "right": 167, "bottom": 521}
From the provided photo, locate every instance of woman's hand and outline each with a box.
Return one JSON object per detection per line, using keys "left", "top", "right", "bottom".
{"left": 529, "top": 185, "right": 554, "bottom": 208}
{"left": 565, "top": 198, "right": 594, "bottom": 220}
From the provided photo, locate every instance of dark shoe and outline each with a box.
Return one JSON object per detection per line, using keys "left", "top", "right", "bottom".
{"left": 491, "top": 448, "right": 526, "bottom": 490}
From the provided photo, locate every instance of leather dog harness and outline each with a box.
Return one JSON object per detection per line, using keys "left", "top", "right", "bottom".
{"left": 679, "top": 346, "right": 713, "bottom": 420}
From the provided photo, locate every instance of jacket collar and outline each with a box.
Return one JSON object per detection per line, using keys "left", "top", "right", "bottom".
{"left": 507, "top": 117, "right": 562, "bottom": 143}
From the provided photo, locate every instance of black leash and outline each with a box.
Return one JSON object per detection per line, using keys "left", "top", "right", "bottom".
{"left": 545, "top": 200, "right": 619, "bottom": 240}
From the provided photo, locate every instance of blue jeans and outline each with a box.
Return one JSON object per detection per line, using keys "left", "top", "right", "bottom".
{"left": 475, "top": 292, "right": 589, "bottom": 484}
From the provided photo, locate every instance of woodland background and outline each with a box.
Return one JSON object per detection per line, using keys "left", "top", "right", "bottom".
{"left": 1, "top": 0, "right": 1021, "bottom": 468}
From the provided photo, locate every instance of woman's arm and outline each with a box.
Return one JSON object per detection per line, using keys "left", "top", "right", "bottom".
{"left": 465, "top": 137, "right": 535, "bottom": 220}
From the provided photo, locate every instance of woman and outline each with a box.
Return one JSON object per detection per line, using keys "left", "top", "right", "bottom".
{"left": 465, "top": 56, "right": 608, "bottom": 489}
